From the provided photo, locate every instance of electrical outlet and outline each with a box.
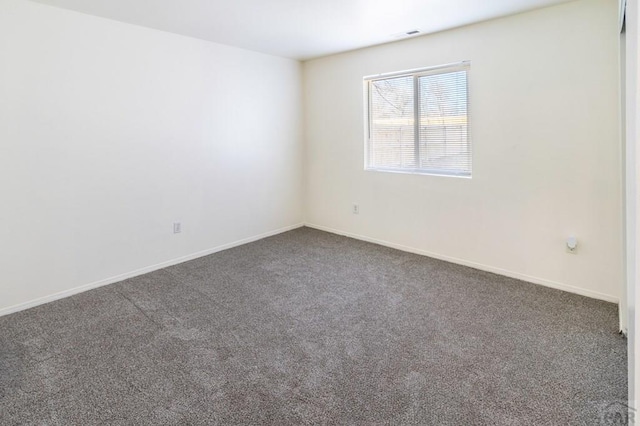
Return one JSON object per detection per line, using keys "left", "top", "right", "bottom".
{"left": 173, "top": 222, "right": 182, "bottom": 234}
{"left": 353, "top": 204, "right": 359, "bottom": 215}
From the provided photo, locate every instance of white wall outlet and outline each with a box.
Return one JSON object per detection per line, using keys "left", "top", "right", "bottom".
{"left": 566, "top": 236, "right": 577, "bottom": 254}
{"left": 352, "top": 204, "right": 359, "bottom": 215}
{"left": 173, "top": 222, "right": 182, "bottom": 234}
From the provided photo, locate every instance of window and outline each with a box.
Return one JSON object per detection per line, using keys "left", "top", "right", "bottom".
{"left": 364, "top": 62, "right": 471, "bottom": 177}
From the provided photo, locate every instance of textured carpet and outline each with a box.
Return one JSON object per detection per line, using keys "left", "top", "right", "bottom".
{"left": 0, "top": 227, "right": 627, "bottom": 425}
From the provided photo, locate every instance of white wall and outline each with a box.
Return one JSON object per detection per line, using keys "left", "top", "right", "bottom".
{"left": 621, "top": 27, "right": 630, "bottom": 334}
{"left": 303, "top": 0, "right": 622, "bottom": 302}
{"left": 624, "top": 0, "right": 639, "bottom": 409}
{"left": 0, "top": 0, "right": 303, "bottom": 314}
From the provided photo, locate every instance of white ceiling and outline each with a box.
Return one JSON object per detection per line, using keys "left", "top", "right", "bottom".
{"left": 30, "top": 0, "right": 575, "bottom": 60}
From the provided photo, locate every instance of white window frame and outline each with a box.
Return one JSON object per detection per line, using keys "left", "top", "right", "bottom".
{"left": 363, "top": 61, "right": 471, "bottom": 178}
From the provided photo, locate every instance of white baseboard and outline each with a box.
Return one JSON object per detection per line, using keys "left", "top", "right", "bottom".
{"left": 305, "top": 223, "right": 620, "bottom": 304}
{"left": 0, "top": 223, "right": 304, "bottom": 317}
{"left": 1, "top": 221, "right": 618, "bottom": 317}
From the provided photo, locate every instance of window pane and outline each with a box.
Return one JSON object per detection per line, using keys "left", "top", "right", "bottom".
{"left": 369, "top": 76, "right": 415, "bottom": 169}
{"left": 418, "top": 70, "right": 470, "bottom": 175}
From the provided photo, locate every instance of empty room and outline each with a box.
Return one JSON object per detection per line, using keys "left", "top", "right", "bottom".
{"left": 1, "top": 0, "right": 638, "bottom": 424}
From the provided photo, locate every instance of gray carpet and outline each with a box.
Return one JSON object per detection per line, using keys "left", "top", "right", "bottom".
{"left": 0, "top": 227, "right": 627, "bottom": 425}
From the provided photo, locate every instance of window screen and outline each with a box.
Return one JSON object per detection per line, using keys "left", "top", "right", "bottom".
{"left": 365, "top": 62, "right": 470, "bottom": 177}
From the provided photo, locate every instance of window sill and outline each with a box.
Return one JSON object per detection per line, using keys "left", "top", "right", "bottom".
{"left": 364, "top": 167, "right": 472, "bottom": 179}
